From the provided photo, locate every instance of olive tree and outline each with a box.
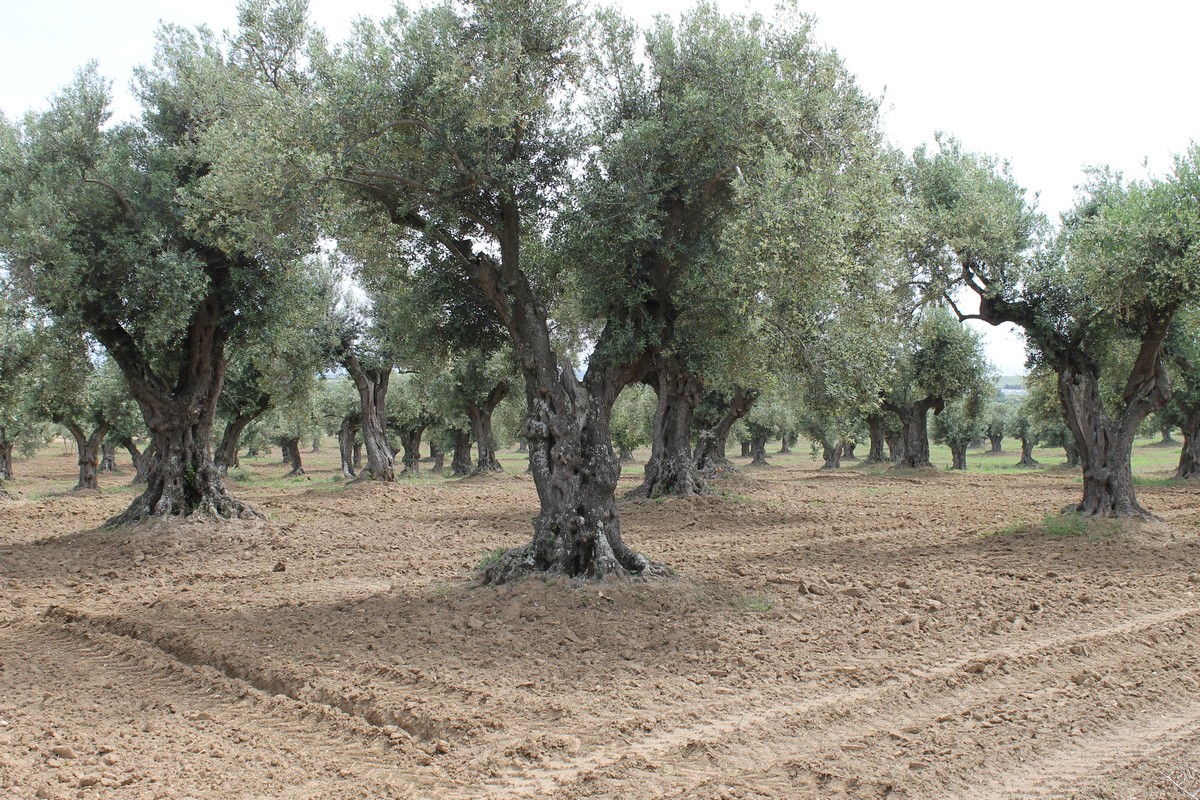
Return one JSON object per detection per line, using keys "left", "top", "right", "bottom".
{"left": 0, "top": 3, "right": 318, "bottom": 524}
{"left": 919, "top": 139, "right": 1200, "bottom": 516}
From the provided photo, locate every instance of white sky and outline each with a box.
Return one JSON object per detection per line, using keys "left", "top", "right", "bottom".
{"left": 3, "top": 0, "right": 1198, "bottom": 374}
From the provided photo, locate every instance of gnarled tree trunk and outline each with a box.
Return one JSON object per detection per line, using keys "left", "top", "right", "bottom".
{"left": 1016, "top": 437, "right": 1040, "bottom": 468}
{"left": 694, "top": 386, "right": 757, "bottom": 475}
{"left": 100, "top": 442, "right": 116, "bottom": 472}
{"left": 739, "top": 440, "right": 751, "bottom": 458}
{"left": 64, "top": 421, "right": 109, "bottom": 491}
{"left": 820, "top": 439, "right": 840, "bottom": 470}
{"left": 342, "top": 355, "right": 395, "bottom": 482}
{"left": 102, "top": 295, "right": 259, "bottom": 527}
{"left": 398, "top": 422, "right": 426, "bottom": 477}
{"left": 864, "top": 415, "right": 887, "bottom": 464}
{"left": 0, "top": 437, "right": 13, "bottom": 480}
{"left": 466, "top": 381, "right": 508, "bottom": 475}
{"left": 1176, "top": 408, "right": 1200, "bottom": 478}
{"left": 884, "top": 397, "right": 940, "bottom": 469}
{"left": 282, "top": 436, "right": 304, "bottom": 476}
{"left": 337, "top": 417, "right": 358, "bottom": 479}
{"left": 840, "top": 441, "right": 857, "bottom": 461}
{"left": 1058, "top": 356, "right": 1167, "bottom": 517}
{"left": 214, "top": 399, "right": 270, "bottom": 476}
{"left": 122, "top": 438, "right": 152, "bottom": 485}
{"left": 748, "top": 429, "right": 770, "bottom": 466}
{"left": 451, "top": 429, "right": 472, "bottom": 476}
{"left": 950, "top": 441, "right": 968, "bottom": 470}
{"left": 632, "top": 355, "right": 704, "bottom": 498}
{"left": 988, "top": 433, "right": 1003, "bottom": 453}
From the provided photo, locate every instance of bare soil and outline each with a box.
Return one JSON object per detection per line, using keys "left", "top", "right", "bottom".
{"left": 2, "top": 446, "right": 1199, "bottom": 799}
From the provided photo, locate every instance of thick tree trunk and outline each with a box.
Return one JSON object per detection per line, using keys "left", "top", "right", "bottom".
{"left": 100, "top": 442, "right": 116, "bottom": 472}
{"left": 820, "top": 440, "right": 841, "bottom": 470}
{"left": 865, "top": 416, "right": 887, "bottom": 464}
{"left": 1064, "top": 440, "right": 1081, "bottom": 468}
{"left": 1058, "top": 363, "right": 1165, "bottom": 518}
{"left": 618, "top": 446, "right": 634, "bottom": 462}
{"left": 988, "top": 434, "right": 1003, "bottom": 453}
{"left": 451, "top": 429, "right": 472, "bottom": 476}
{"left": 214, "top": 408, "right": 267, "bottom": 476}
{"left": 64, "top": 421, "right": 109, "bottom": 491}
{"left": 398, "top": 423, "right": 426, "bottom": 477}
{"left": 885, "top": 431, "right": 903, "bottom": 462}
{"left": 1176, "top": 409, "right": 1200, "bottom": 478}
{"left": 739, "top": 440, "right": 751, "bottom": 458}
{"left": 840, "top": 442, "right": 857, "bottom": 461}
{"left": 950, "top": 442, "right": 968, "bottom": 470}
{"left": 352, "top": 442, "right": 362, "bottom": 470}
{"left": 633, "top": 355, "right": 704, "bottom": 498}
{"left": 1160, "top": 426, "right": 1175, "bottom": 445}
{"left": 432, "top": 446, "right": 445, "bottom": 472}
{"left": 482, "top": 359, "right": 663, "bottom": 584}
{"left": 311, "top": 436, "right": 320, "bottom": 452}
{"left": 885, "top": 398, "right": 938, "bottom": 469}
{"left": 123, "top": 438, "right": 152, "bottom": 486}
{"left": 779, "top": 433, "right": 796, "bottom": 454}
{"left": 1016, "top": 438, "right": 1041, "bottom": 468}
{"left": 102, "top": 294, "right": 259, "bottom": 526}
{"left": 748, "top": 432, "right": 770, "bottom": 466}
{"left": 694, "top": 386, "right": 757, "bottom": 475}
{"left": 0, "top": 438, "right": 13, "bottom": 480}
{"left": 466, "top": 381, "right": 508, "bottom": 475}
{"left": 342, "top": 355, "right": 395, "bottom": 482}
{"left": 337, "top": 418, "right": 358, "bottom": 479}
{"left": 282, "top": 436, "right": 304, "bottom": 476}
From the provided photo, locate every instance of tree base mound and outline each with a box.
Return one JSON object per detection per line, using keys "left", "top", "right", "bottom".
{"left": 478, "top": 544, "right": 672, "bottom": 586}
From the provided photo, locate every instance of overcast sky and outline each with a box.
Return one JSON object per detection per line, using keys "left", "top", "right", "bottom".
{"left": 3, "top": 0, "right": 1197, "bottom": 374}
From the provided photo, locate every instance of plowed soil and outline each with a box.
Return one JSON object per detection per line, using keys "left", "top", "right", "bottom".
{"left": 2, "top": 446, "right": 1199, "bottom": 799}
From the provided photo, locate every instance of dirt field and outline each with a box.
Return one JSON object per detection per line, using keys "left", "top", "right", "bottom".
{"left": 2, "top": 443, "right": 1199, "bottom": 799}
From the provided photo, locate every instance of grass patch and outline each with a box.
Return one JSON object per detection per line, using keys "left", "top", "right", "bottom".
{"left": 1041, "top": 511, "right": 1088, "bottom": 537}
{"left": 1132, "top": 475, "right": 1182, "bottom": 487}
{"left": 474, "top": 547, "right": 508, "bottom": 573}
{"left": 734, "top": 593, "right": 774, "bottom": 613}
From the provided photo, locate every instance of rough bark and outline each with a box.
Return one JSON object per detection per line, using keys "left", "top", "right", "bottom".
{"left": 1159, "top": 426, "right": 1175, "bottom": 445}
{"left": 820, "top": 440, "right": 841, "bottom": 470}
{"left": 337, "top": 417, "right": 358, "bottom": 479}
{"left": 694, "top": 386, "right": 757, "bottom": 475}
{"left": 950, "top": 442, "right": 968, "bottom": 470}
{"left": 1057, "top": 349, "right": 1168, "bottom": 517}
{"left": 864, "top": 416, "right": 888, "bottom": 464}
{"left": 1016, "top": 437, "right": 1040, "bottom": 468}
{"left": 342, "top": 354, "right": 395, "bottom": 482}
{"left": 101, "top": 293, "right": 259, "bottom": 527}
{"left": 432, "top": 446, "right": 445, "bottom": 472}
{"left": 1176, "top": 408, "right": 1200, "bottom": 478}
{"left": 779, "top": 434, "right": 795, "bottom": 454}
{"left": 100, "top": 442, "right": 116, "bottom": 472}
{"left": 988, "top": 434, "right": 1003, "bottom": 453}
{"left": 352, "top": 442, "right": 362, "bottom": 470}
{"left": 452, "top": 235, "right": 665, "bottom": 585}
{"left": 214, "top": 406, "right": 268, "bottom": 476}
{"left": 398, "top": 422, "right": 426, "bottom": 477}
{"left": 739, "top": 440, "right": 751, "bottom": 458}
{"left": 840, "top": 442, "right": 857, "bottom": 461}
{"left": 885, "top": 431, "right": 903, "bottom": 462}
{"left": 122, "top": 438, "right": 152, "bottom": 486}
{"left": 748, "top": 432, "right": 770, "bottom": 466}
{"left": 465, "top": 381, "right": 508, "bottom": 475}
{"left": 63, "top": 421, "right": 109, "bottom": 491}
{"left": 451, "top": 429, "right": 473, "bottom": 476}
{"left": 632, "top": 355, "right": 704, "bottom": 498}
{"left": 884, "top": 398, "right": 940, "bottom": 469}
{"left": 282, "top": 436, "right": 304, "bottom": 476}
{"left": 0, "top": 438, "right": 13, "bottom": 480}
{"left": 1063, "top": 440, "right": 1081, "bottom": 468}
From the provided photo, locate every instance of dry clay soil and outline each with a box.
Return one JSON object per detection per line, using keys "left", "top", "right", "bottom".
{"left": 2, "top": 450, "right": 1200, "bottom": 800}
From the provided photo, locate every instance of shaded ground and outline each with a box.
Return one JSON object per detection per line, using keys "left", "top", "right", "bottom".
{"left": 1, "top": 443, "right": 1199, "bottom": 799}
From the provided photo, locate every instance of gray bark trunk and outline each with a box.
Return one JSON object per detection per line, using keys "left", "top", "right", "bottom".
{"left": 451, "top": 429, "right": 472, "bottom": 476}
{"left": 820, "top": 440, "right": 840, "bottom": 470}
{"left": 64, "top": 421, "right": 109, "bottom": 491}
{"left": 865, "top": 416, "right": 887, "bottom": 464}
{"left": 466, "top": 381, "right": 508, "bottom": 475}
{"left": 988, "top": 434, "right": 1003, "bottom": 453}
{"left": 950, "top": 441, "right": 968, "bottom": 470}
{"left": 1016, "top": 437, "right": 1041, "bottom": 468}
{"left": 1177, "top": 409, "right": 1200, "bottom": 478}
{"left": 633, "top": 355, "right": 704, "bottom": 498}
{"left": 342, "top": 355, "right": 395, "bottom": 482}
{"left": 337, "top": 418, "right": 358, "bottom": 479}
{"left": 885, "top": 398, "right": 938, "bottom": 469}
{"left": 100, "top": 442, "right": 116, "bottom": 472}
{"left": 282, "top": 436, "right": 304, "bottom": 476}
